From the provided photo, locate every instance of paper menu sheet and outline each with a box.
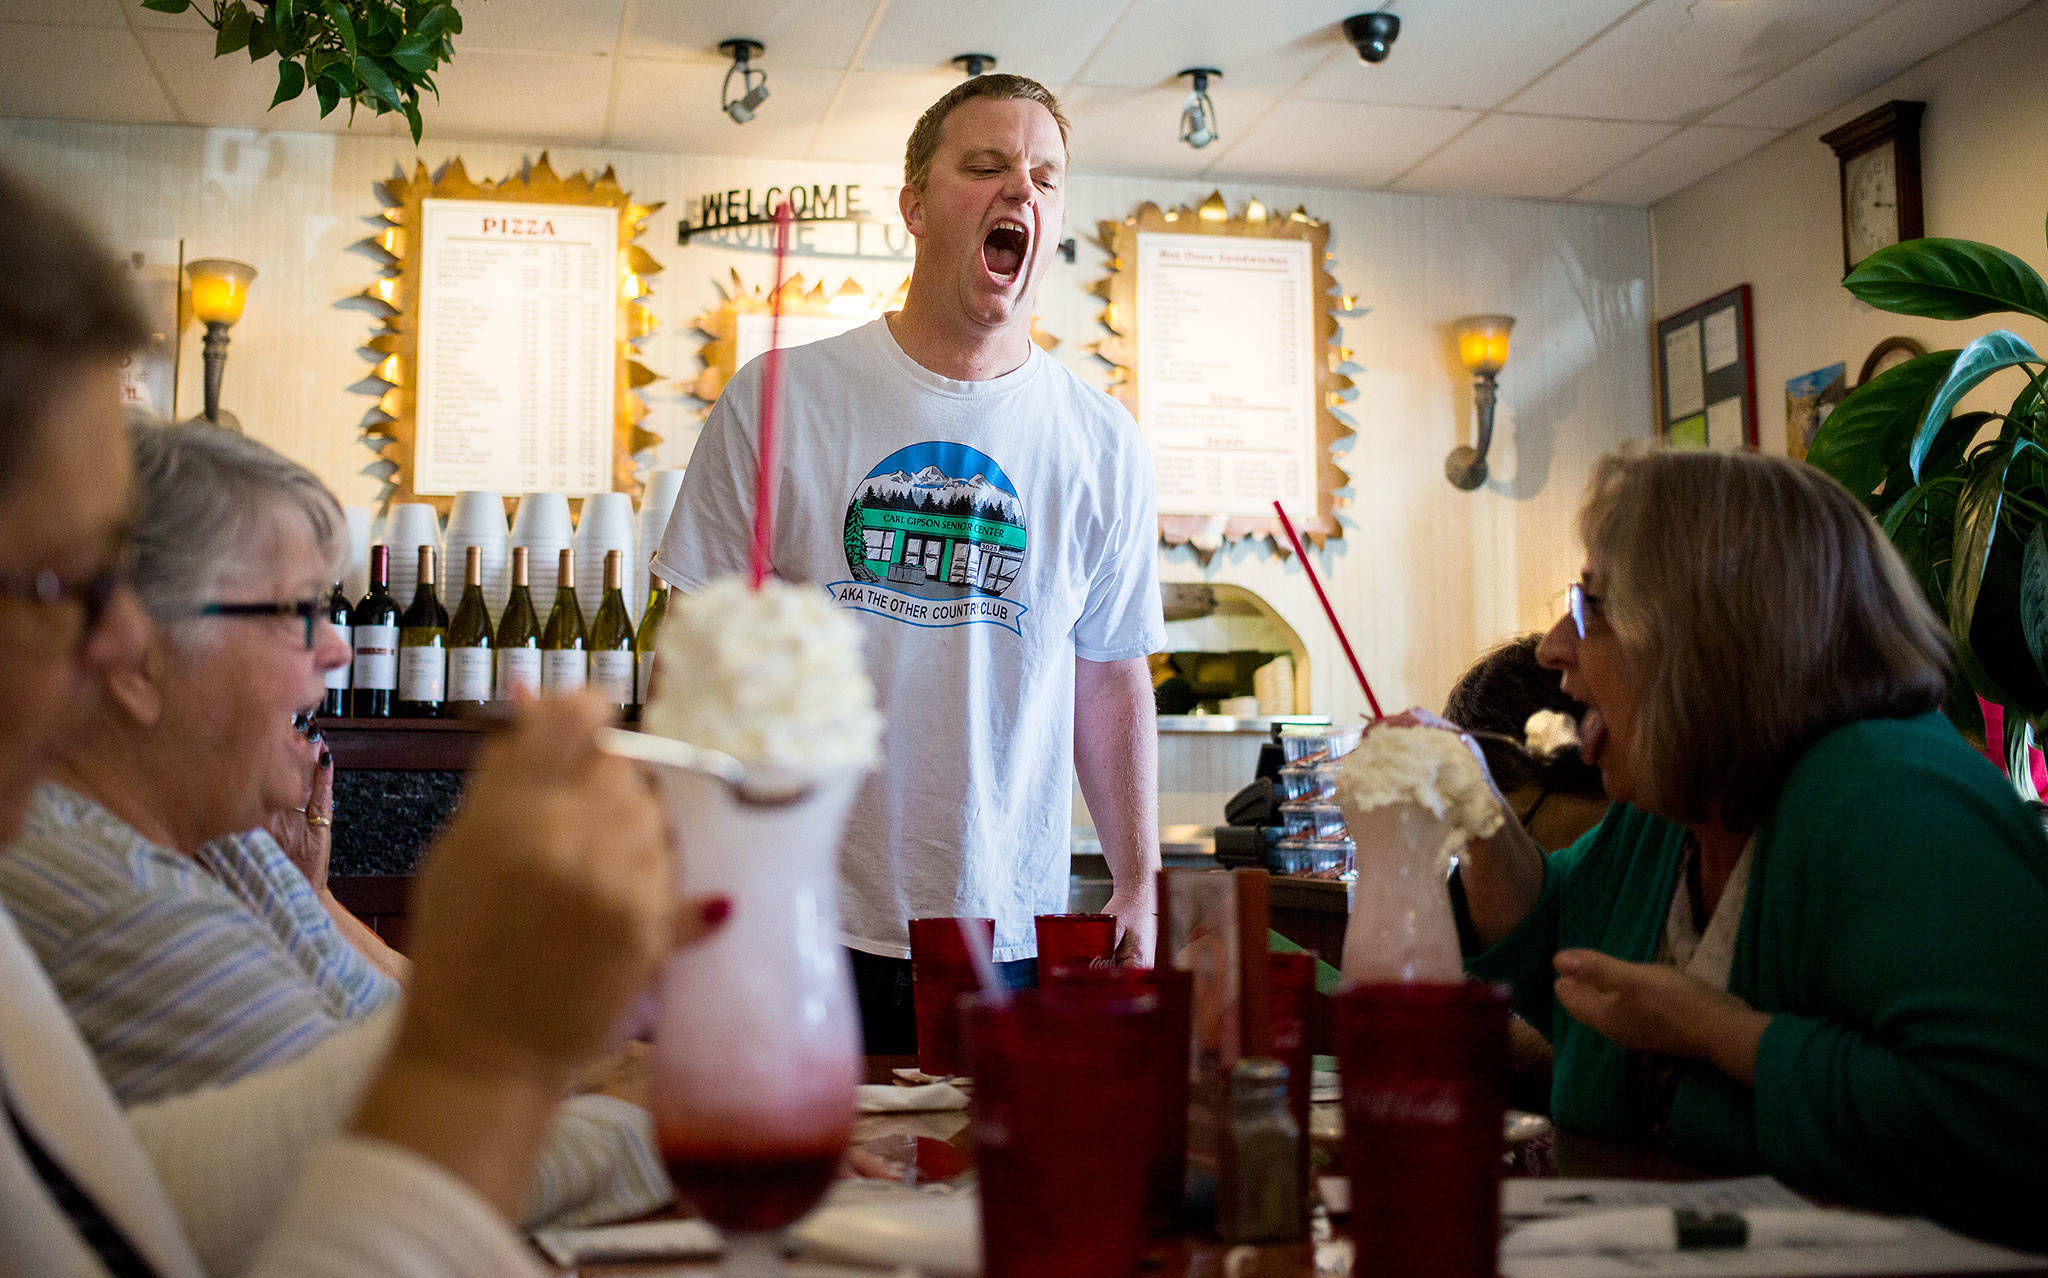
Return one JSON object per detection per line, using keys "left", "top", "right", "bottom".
{"left": 415, "top": 198, "right": 618, "bottom": 497}
{"left": 1663, "top": 320, "right": 1706, "bottom": 420}
{"left": 1503, "top": 1176, "right": 1807, "bottom": 1220}
{"left": 1135, "top": 232, "right": 1319, "bottom": 519}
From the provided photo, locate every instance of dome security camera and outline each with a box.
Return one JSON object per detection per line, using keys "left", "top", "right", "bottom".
{"left": 1343, "top": 12, "right": 1401, "bottom": 63}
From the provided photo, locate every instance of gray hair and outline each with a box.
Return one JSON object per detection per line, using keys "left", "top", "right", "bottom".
{"left": 125, "top": 420, "right": 346, "bottom": 636}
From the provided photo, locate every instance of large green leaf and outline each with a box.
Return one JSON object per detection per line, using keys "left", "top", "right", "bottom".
{"left": 2022, "top": 523, "right": 2048, "bottom": 687}
{"left": 1846, "top": 238, "right": 2048, "bottom": 324}
{"left": 1952, "top": 444, "right": 2048, "bottom": 714}
{"left": 1950, "top": 443, "right": 2016, "bottom": 699}
{"left": 1915, "top": 330, "right": 2043, "bottom": 476}
{"left": 1883, "top": 473, "right": 1961, "bottom": 622}
{"left": 1806, "top": 349, "right": 1958, "bottom": 496}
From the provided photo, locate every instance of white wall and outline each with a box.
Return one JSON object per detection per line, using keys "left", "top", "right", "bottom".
{"left": 1651, "top": 1, "right": 2048, "bottom": 454}
{"left": 0, "top": 116, "right": 1651, "bottom": 720}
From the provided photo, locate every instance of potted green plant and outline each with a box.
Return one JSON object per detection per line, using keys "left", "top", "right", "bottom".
{"left": 139, "top": 0, "right": 469, "bottom": 142}
{"left": 1805, "top": 223, "right": 2048, "bottom": 783}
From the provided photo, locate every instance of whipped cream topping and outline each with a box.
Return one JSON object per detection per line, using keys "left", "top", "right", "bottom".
{"left": 1336, "top": 726, "right": 1504, "bottom": 862}
{"left": 1524, "top": 710, "right": 1581, "bottom": 760}
{"left": 642, "top": 577, "right": 881, "bottom": 771}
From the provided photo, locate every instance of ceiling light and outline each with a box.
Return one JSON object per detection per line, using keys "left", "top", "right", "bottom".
{"left": 1178, "top": 68, "right": 1220, "bottom": 150}
{"left": 719, "top": 38, "right": 769, "bottom": 124}
{"left": 951, "top": 53, "right": 998, "bottom": 78}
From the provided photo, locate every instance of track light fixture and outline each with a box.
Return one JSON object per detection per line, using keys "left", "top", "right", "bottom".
{"left": 951, "top": 53, "right": 998, "bottom": 78}
{"left": 1178, "top": 68, "right": 1220, "bottom": 149}
{"left": 719, "top": 38, "right": 769, "bottom": 124}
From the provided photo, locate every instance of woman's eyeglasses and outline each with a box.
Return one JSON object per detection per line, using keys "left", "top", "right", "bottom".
{"left": 196, "top": 599, "right": 327, "bottom": 648}
{"left": 1567, "top": 581, "right": 1605, "bottom": 639}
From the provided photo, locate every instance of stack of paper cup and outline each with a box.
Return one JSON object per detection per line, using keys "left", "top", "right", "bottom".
{"left": 384, "top": 503, "right": 442, "bottom": 609}
{"left": 509, "top": 493, "right": 574, "bottom": 603}
{"left": 341, "top": 506, "right": 374, "bottom": 602}
{"left": 573, "top": 492, "right": 638, "bottom": 621}
{"left": 633, "top": 469, "right": 687, "bottom": 622}
{"left": 444, "top": 491, "right": 510, "bottom": 623}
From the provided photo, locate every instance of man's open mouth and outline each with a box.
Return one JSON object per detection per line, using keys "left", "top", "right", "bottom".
{"left": 982, "top": 218, "right": 1028, "bottom": 281}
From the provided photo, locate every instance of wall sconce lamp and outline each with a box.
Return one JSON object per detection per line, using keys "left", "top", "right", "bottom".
{"left": 1178, "top": 68, "right": 1221, "bottom": 149}
{"left": 720, "top": 39, "right": 769, "bottom": 123}
{"left": 1445, "top": 313, "right": 1513, "bottom": 490}
{"left": 185, "top": 258, "right": 256, "bottom": 427}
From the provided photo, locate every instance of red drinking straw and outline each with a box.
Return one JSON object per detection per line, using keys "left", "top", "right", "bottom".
{"left": 748, "top": 202, "right": 795, "bottom": 590}
{"left": 1272, "top": 499, "right": 1383, "bottom": 720}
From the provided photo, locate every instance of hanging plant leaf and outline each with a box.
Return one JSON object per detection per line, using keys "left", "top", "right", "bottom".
{"left": 214, "top": 2, "right": 254, "bottom": 56}
{"left": 353, "top": 56, "right": 404, "bottom": 112}
{"left": 139, "top": 0, "right": 192, "bottom": 12}
{"left": 270, "top": 58, "right": 305, "bottom": 108}
{"left": 1915, "top": 331, "right": 2043, "bottom": 477}
{"left": 1846, "top": 238, "right": 2048, "bottom": 325}
{"left": 1806, "top": 349, "right": 1959, "bottom": 497}
{"left": 323, "top": 0, "right": 358, "bottom": 62}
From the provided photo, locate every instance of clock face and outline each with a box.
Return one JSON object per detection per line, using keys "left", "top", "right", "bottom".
{"left": 1845, "top": 145, "right": 1899, "bottom": 265}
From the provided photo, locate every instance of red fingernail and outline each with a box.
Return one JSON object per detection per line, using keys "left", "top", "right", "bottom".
{"left": 702, "top": 897, "right": 732, "bottom": 926}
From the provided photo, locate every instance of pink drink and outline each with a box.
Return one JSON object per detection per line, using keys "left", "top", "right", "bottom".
{"left": 1267, "top": 951, "right": 1316, "bottom": 1204}
{"left": 908, "top": 917, "right": 994, "bottom": 1076}
{"left": 660, "top": 1141, "right": 846, "bottom": 1234}
{"left": 1334, "top": 981, "right": 1511, "bottom": 1278}
{"left": 1034, "top": 912, "right": 1117, "bottom": 982}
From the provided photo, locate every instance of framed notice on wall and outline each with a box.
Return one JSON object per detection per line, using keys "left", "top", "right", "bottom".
{"left": 416, "top": 198, "right": 617, "bottom": 496}
{"left": 1095, "top": 194, "right": 1354, "bottom": 551}
{"left": 1654, "top": 285, "right": 1757, "bottom": 450}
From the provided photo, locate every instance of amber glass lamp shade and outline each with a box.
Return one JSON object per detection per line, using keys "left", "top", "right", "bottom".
{"left": 1453, "top": 314, "right": 1514, "bottom": 378}
{"left": 186, "top": 259, "right": 257, "bottom": 327}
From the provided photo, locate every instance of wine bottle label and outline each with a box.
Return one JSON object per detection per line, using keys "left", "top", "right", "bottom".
{"left": 399, "top": 645, "right": 446, "bottom": 702}
{"left": 448, "top": 647, "right": 493, "bottom": 702}
{"left": 590, "top": 650, "right": 635, "bottom": 703}
{"left": 496, "top": 648, "right": 541, "bottom": 699}
{"left": 636, "top": 653, "right": 657, "bottom": 705}
{"left": 542, "top": 649, "right": 588, "bottom": 692}
{"left": 323, "top": 624, "right": 352, "bottom": 690}
{"left": 352, "top": 624, "right": 399, "bottom": 691}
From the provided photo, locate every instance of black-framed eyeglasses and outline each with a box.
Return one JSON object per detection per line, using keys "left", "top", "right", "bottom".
{"left": 0, "top": 546, "right": 133, "bottom": 651}
{"left": 196, "top": 598, "right": 326, "bottom": 648}
{"left": 1567, "top": 581, "right": 1605, "bottom": 640}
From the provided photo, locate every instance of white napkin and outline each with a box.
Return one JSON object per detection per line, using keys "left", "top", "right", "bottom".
{"left": 858, "top": 1081, "right": 971, "bottom": 1113}
{"left": 530, "top": 1218, "right": 720, "bottom": 1265}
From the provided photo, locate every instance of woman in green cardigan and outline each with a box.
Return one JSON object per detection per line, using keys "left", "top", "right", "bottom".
{"left": 1452, "top": 449, "right": 2048, "bottom": 1250}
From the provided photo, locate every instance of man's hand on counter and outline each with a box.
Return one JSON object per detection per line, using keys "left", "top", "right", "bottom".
{"left": 1104, "top": 885, "right": 1157, "bottom": 966}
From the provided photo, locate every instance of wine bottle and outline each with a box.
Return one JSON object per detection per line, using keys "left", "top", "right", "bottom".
{"left": 495, "top": 546, "right": 542, "bottom": 702}
{"left": 588, "top": 549, "right": 636, "bottom": 712}
{"left": 351, "top": 545, "right": 400, "bottom": 718}
{"left": 397, "top": 545, "right": 448, "bottom": 718}
{"left": 320, "top": 581, "right": 352, "bottom": 718}
{"left": 635, "top": 579, "right": 671, "bottom": 709}
{"left": 541, "top": 547, "right": 588, "bottom": 693}
{"left": 445, "top": 544, "right": 495, "bottom": 710}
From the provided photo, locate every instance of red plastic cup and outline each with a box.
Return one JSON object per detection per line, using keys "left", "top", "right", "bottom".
{"left": 1044, "top": 964, "right": 1193, "bottom": 1236}
{"left": 908, "top": 916, "right": 994, "bottom": 1077}
{"left": 1034, "top": 912, "right": 1117, "bottom": 982}
{"left": 1267, "top": 951, "right": 1317, "bottom": 1206}
{"left": 1334, "top": 981, "right": 1511, "bottom": 1278}
{"left": 967, "top": 987, "right": 1163, "bottom": 1278}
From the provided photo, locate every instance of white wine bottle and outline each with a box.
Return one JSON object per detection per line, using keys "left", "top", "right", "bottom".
{"left": 446, "top": 545, "right": 495, "bottom": 710}
{"left": 541, "top": 547, "right": 588, "bottom": 693}
{"left": 635, "top": 579, "right": 671, "bottom": 709}
{"left": 397, "top": 545, "right": 448, "bottom": 718}
{"left": 588, "top": 549, "right": 636, "bottom": 712}
{"left": 351, "top": 544, "right": 399, "bottom": 718}
{"left": 495, "top": 546, "right": 542, "bottom": 702}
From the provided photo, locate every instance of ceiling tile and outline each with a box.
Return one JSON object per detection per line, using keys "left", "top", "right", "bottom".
{"left": 1394, "top": 113, "right": 1675, "bottom": 199}
{"left": 10, "top": 0, "right": 124, "bottom": 26}
{"left": 1504, "top": 0, "right": 1894, "bottom": 123}
{"left": 418, "top": 49, "right": 613, "bottom": 146}
{"left": 805, "top": 70, "right": 959, "bottom": 164}
{"left": 622, "top": 0, "right": 876, "bottom": 70}
{"left": 1296, "top": 0, "right": 1643, "bottom": 111}
{"left": 457, "top": 0, "right": 629, "bottom": 57}
{"left": 1207, "top": 98, "right": 1481, "bottom": 187}
{"left": 1705, "top": 0, "right": 2026, "bottom": 129}
{"left": 858, "top": 0, "right": 1130, "bottom": 85}
{"left": 0, "top": 24, "right": 176, "bottom": 125}
{"left": 1571, "top": 122, "right": 1781, "bottom": 205}
{"left": 1059, "top": 83, "right": 1279, "bottom": 179}
{"left": 1072, "top": 0, "right": 1362, "bottom": 94}
{"left": 607, "top": 58, "right": 842, "bottom": 156}
{"left": 141, "top": 30, "right": 399, "bottom": 134}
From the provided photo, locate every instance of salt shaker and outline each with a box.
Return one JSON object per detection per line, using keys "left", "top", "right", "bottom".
{"left": 1217, "top": 1057, "right": 1307, "bottom": 1244}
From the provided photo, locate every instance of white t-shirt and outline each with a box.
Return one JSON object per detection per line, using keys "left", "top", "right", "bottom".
{"left": 655, "top": 318, "right": 1166, "bottom": 961}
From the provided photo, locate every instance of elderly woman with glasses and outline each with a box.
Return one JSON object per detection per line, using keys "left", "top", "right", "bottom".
{"left": 1440, "top": 449, "right": 2048, "bottom": 1249}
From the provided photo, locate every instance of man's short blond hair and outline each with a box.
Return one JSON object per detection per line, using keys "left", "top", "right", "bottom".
{"left": 903, "top": 74, "right": 1070, "bottom": 193}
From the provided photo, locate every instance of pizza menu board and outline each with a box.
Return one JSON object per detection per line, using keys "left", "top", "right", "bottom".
{"left": 415, "top": 198, "right": 617, "bottom": 496}
{"left": 1135, "top": 233, "right": 1318, "bottom": 519}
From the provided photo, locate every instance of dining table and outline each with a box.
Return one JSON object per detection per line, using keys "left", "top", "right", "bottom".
{"left": 547, "top": 1056, "right": 2048, "bottom": 1278}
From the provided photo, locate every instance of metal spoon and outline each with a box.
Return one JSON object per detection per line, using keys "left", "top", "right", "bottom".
{"left": 597, "top": 727, "right": 814, "bottom": 807}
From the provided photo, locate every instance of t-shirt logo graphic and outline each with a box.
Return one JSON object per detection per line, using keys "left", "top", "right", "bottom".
{"left": 830, "top": 442, "right": 1029, "bottom": 634}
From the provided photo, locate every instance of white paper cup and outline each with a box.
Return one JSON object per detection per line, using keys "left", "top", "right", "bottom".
{"left": 341, "top": 506, "right": 373, "bottom": 602}
{"left": 384, "top": 502, "right": 442, "bottom": 608}
{"left": 511, "top": 493, "right": 574, "bottom": 605}
{"left": 574, "top": 492, "right": 638, "bottom": 620}
{"left": 634, "top": 468, "right": 687, "bottom": 622}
